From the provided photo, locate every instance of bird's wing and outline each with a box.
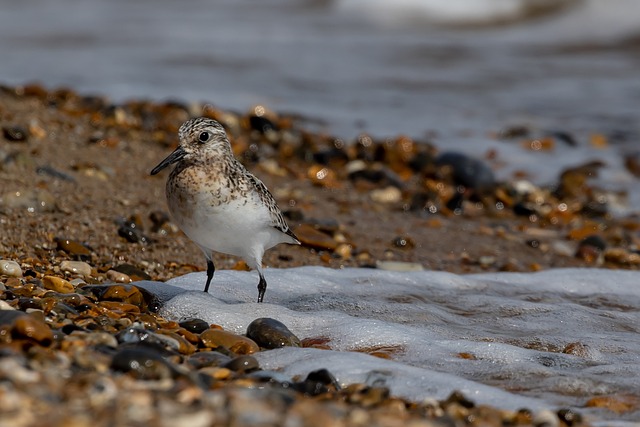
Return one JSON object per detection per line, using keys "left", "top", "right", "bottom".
{"left": 247, "top": 173, "right": 300, "bottom": 244}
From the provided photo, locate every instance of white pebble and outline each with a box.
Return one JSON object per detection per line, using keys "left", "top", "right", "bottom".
{"left": 60, "top": 260, "right": 92, "bottom": 278}
{"left": 370, "top": 186, "right": 402, "bottom": 204}
{"left": 0, "top": 260, "right": 22, "bottom": 277}
{"left": 107, "top": 270, "right": 132, "bottom": 283}
{"left": 376, "top": 260, "right": 424, "bottom": 272}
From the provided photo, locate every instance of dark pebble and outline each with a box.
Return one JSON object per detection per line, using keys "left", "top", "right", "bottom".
{"left": 283, "top": 209, "right": 305, "bottom": 222}
{"left": 313, "top": 148, "right": 349, "bottom": 166}
{"left": 179, "top": 318, "right": 210, "bottom": 334}
{"left": 17, "top": 297, "right": 42, "bottom": 311}
{"left": 445, "top": 390, "right": 475, "bottom": 409}
{"left": 557, "top": 408, "right": 582, "bottom": 426}
{"left": 246, "top": 317, "right": 301, "bottom": 349}
{"left": 578, "top": 235, "right": 606, "bottom": 252}
{"left": 187, "top": 350, "right": 232, "bottom": 369}
{"left": 116, "top": 218, "right": 151, "bottom": 244}
{"left": 436, "top": 152, "right": 496, "bottom": 193}
{"left": 223, "top": 355, "right": 260, "bottom": 372}
{"left": 149, "top": 211, "right": 170, "bottom": 232}
{"left": 110, "top": 347, "right": 176, "bottom": 380}
{"left": 305, "top": 368, "right": 340, "bottom": 390}
{"left": 513, "top": 202, "right": 538, "bottom": 217}
{"left": 548, "top": 130, "right": 578, "bottom": 147}
{"left": 2, "top": 125, "right": 29, "bottom": 142}
{"left": 249, "top": 115, "right": 278, "bottom": 134}
{"left": 36, "top": 165, "right": 76, "bottom": 182}
{"left": 348, "top": 167, "right": 404, "bottom": 188}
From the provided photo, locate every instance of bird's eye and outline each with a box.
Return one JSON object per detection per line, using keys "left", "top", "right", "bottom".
{"left": 198, "top": 131, "right": 210, "bottom": 143}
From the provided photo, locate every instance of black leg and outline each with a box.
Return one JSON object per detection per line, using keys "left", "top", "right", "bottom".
{"left": 257, "top": 273, "right": 267, "bottom": 303}
{"left": 204, "top": 259, "right": 215, "bottom": 293}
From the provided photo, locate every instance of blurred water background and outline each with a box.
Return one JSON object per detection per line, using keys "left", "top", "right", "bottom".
{"left": 1, "top": 0, "right": 639, "bottom": 208}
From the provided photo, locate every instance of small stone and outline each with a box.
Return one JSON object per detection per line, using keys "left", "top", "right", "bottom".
{"left": 370, "top": 186, "right": 402, "bottom": 204}
{"left": 294, "top": 224, "right": 337, "bottom": 251}
{"left": 0, "top": 189, "right": 56, "bottom": 213}
{"left": 187, "top": 351, "right": 232, "bottom": 369}
{"left": 2, "top": 125, "right": 29, "bottom": 142}
{"left": 0, "top": 260, "right": 22, "bottom": 277}
{"left": 223, "top": 355, "right": 260, "bottom": 372}
{"left": 436, "top": 151, "right": 496, "bottom": 193}
{"left": 59, "top": 260, "right": 92, "bottom": 278}
{"left": 246, "top": 318, "right": 301, "bottom": 349}
{"left": 179, "top": 318, "right": 211, "bottom": 334}
{"left": 42, "top": 275, "right": 75, "bottom": 294}
{"left": 55, "top": 238, "right": 92, "bottom": 261}
{"left": 111, "top": 347, "right": 175, "bottom": 380}
{"left": 100, "top": 285, "right": 145, "bottom": 307}
{"left": 200, "top": 329, "right": 259, "bottom": 354}
{"left": 106, "top": 270, "right": 132, "bottom": 283}
{"left": 0, "top": 311, "right": 53, "bottom": 345}
{"left": 375, "top": 261, "right": 424, "bottom": 272}
{"left": 111, "top": 264, "right": 151, "bottom": 281}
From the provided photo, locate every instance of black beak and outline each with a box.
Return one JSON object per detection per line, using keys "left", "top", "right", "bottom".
{"left": 150, "top": 146, "right": 186, "bottom": 175}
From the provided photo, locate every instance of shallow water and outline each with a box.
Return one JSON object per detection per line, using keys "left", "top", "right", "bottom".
{"left": 154, "top": 266, "right": 640, "bottom": 425}
{"left": 1, "top": 0, "right": 639, "bottom": 208}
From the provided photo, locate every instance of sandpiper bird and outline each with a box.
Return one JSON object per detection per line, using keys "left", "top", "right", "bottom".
{"left": 150, "top": 117, "right": 300, "bottom": 302}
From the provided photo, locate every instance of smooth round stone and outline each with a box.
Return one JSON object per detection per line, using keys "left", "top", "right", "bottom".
{"left": 370, "top": 186, "right": 402, "bottom": 204}
{"left": 60, "top": 260, "right": 92, "bottom": 278}
{"left": 106, "top": 269, "right": 132, "bottom": 283}
{"left": 223, "top": 355, "right": 260, "bottom": 373}
{"left": 0, "top": 189, "right": 56, "bottom": 212}
{"left": 111, "top": 348, "right": 175, "bottom": 380}
{"left": 246, "top": 318, "right": 301, "bottom": 349}
{"left": 0, "top": 260, "right": 22, "bottom": 277}
{"left": 200, "top": 329, "right": 259, "bottom": 355}
{"left": 42, "top": 275, "right": 75, "bottom": 294}
{"left": 436, "top": 151, "right": 496, "bottom": 193}
{"left": 55, "top": 238, "right": 92, "bottom": 261}
{"left": 375, "top": 260, "right": 424, "bottom": 272}
{"left": 0, "top": 311, "right": 53, "bottom": 346}
{"left": 187, "top": 351, "right": 232, "bottom": 369}
{"left": 179, "top": 318, "right": 210, "bottom": 334}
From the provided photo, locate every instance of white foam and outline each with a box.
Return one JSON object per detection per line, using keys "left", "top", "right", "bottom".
{"left": 160, "top": 266, "right": 640, "bottom": 424}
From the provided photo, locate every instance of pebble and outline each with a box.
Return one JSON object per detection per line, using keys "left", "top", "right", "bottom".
{"left": 107, "top": 269, "right": 132, "bottom": 283}
{"left": 224, "top": 355, "right": 260, "bottom": 373}
{"left": 42, "top": 275, "right": 75, "bottom": 294}
{"left": 55, "top": 238, "right": 92, "bottom": 261}
{"left": 179, "top": 318, "right": 211, "bottom": 334}
{"left": 436, "top": 152, "right": 496, "bottom": 193}
{"left": 0, "top": 189, "right": 56, "bottom": 212}
{"left": 60, "top": 260, "right": 92, "bottom": 278}
{"left": 200, "top": 329, "right": 260, "bottom": 355}
{"left": 2, "top": 125, "right": 29, "bottom": 142}
{"left": 111, "top": 264, "right": 152, "bottom": 281}
{"left": 246, "top": 318, "right": 301, "bottom": 349}
{"left": 0, "top": 259, "right": 22, "bottom": 277}
{"left": 294, "top": 224, "right": 338, "bottom": 251}
{"left": 370, "top": 186, "right": 402, "bottom": 204}
{"left": 375, "top": 261, "right": 424, "bottom": 272}
{"left": 187, "top": 351, "right": 232, "bottom": 369}
{"left": 111, "top": 347, "right": 176, "bottom": 380}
